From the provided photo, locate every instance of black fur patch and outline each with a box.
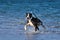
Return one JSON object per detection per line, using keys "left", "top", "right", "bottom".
{"left": 31, "top": 17, "right": 42, "bottom": 25}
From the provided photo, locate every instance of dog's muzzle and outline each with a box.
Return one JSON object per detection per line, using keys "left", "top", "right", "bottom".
{"left": 26, "top": 17, "right": 30, "bottom": 19}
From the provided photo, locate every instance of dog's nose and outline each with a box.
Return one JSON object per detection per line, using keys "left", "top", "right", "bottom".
{"left": 27, "top": 17, "right": 30, "bottom": 19}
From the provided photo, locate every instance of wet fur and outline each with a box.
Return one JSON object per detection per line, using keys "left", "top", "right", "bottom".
{"left": 25, "top": 13, "right": 46, "bottom": 31}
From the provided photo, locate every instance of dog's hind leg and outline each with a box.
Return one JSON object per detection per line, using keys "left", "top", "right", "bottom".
{"left": 35, "top": 25, "right": 39, "bottom": 31}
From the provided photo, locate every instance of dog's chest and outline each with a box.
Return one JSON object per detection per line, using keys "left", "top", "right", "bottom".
{"left": 28, "top": 20, "right": 34, "bottom": 26}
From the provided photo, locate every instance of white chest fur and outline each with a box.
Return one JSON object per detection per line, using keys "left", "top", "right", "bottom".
{"left": 28, "top": 20, "right": 34, "bottom": 27}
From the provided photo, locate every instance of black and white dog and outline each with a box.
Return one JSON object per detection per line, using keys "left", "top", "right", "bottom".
{"left": 24, "top": 13, "right": 46, "bottom": 31}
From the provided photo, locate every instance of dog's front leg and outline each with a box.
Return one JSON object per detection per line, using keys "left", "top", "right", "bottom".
{"left": 24, "top": 25, "right": 27, "bottom": 30}
{"left": 24, "top": 23, "right": 29, "bottom": 30}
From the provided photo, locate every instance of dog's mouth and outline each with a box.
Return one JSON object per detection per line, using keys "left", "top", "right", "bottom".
{"left": 26, "top": 17, "right": 30, "bottom": 19}
{"left": 27, "top": 17, "right": 30, "bottom": 19}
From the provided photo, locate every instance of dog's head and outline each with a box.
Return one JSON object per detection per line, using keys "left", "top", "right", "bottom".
{"left": 26, "top": 13, "right": 32, "bottom": 19}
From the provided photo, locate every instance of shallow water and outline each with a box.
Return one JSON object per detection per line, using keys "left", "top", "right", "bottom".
{"left": 0, "top": 0, "right": 60, "bottom": 40}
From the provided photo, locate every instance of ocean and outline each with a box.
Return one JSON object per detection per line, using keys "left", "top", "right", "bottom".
{"left": 0, "top": 0, "right": 60, "bottom": 40}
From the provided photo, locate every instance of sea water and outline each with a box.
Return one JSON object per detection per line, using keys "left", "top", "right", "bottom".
{"left": 0, "top": 0, "right": 60, "bottom": 40}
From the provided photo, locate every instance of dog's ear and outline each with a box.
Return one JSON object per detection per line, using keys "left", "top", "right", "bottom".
{"left": 29, "top": 13, "right": 32, "bottom": 18}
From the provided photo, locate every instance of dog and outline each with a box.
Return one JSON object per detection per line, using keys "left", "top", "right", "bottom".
{"left": 24, "top": 12, "right": 46, "bottom": 31}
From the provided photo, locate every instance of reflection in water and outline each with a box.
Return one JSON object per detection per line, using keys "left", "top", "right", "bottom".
{"left": 24, "top": 30, "right": 60, "bottom": 40}
{"left": 25, "top": 32, "right": 40, "bottom": 40}
{"left": 25, "top": 33, "right": 36, "bottom": 40}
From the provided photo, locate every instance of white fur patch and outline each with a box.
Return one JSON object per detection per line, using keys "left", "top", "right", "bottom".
{"left": 28, "top": 20, "right": 34, "bottom": 27}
